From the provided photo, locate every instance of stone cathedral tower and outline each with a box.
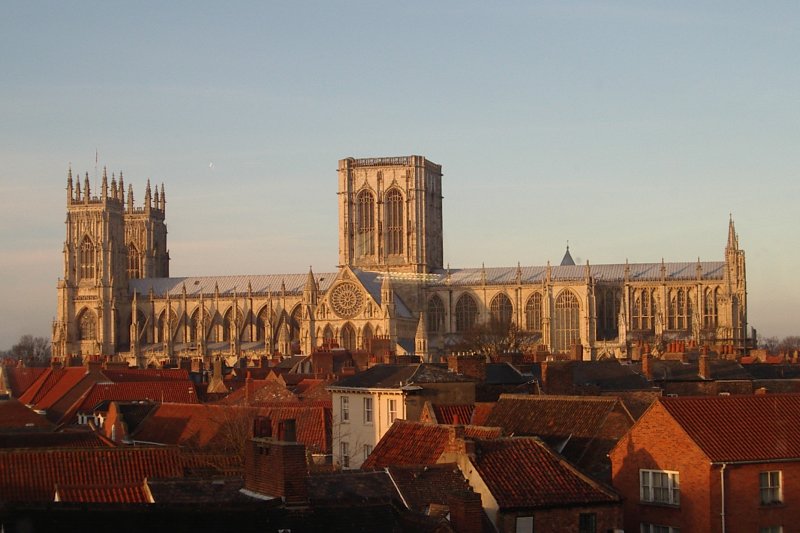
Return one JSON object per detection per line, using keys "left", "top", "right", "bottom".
{"left": 338, "top": 156, "right": 443, "bottom": 274}
{"left": 52, "top": 166, "right": 169, "bottom": 359}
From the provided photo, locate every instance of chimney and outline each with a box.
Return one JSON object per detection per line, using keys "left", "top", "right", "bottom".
{"left": 642, "top": 352, "right": 653, "bottom": 381}
{"left": 448, "top": 355, "right": 486, "bottom": 381}
{"left": 447, "top": 490, "right": 484, "bottom": 533}
{"left": 253, "top": 416, "right": 272, "bottom": 438}
{"left": 244, "top": 437, "right": 308, "bottom": 506}
{"left": 699, "top": 355, "right": 711, "bottom": 380}
{"left": 245, "top": 371, "right": 254, "bottom": 405}
{"left": 278, "top": 419, "right": 297, "bottom": 442}
{"left": 540, "top": 361, "right": 574, "bottom": 395}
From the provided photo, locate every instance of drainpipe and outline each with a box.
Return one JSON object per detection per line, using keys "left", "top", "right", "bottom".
{"left": 720, "top": 463, "right": 727, "bottom": 533}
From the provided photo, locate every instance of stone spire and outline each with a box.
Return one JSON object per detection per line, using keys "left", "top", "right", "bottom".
{"left": 66, "top": 165, "right": 74, "bottom": 203}
{"left": 101, "top": 167, "right": 108, "bottom": 199}
{"left": 118, "top": 172, "right": 124, "bottom": 202}
{"left": 415, "top": 313, "right": 428, "bottom": 361}
{"left": 303, "top": 266, "right": 317, "bottom": 305}
{"left": 110, "top": 173, "right": 117, "bottom": 199}
{"left": 726, "top": 214, "right": 738, "bottom": 251}
{"left": 83, "top": 172, "right": 90, "bottom": 202}
{"left": 145, "top": 179, "right": 152, "bottom": 209}
{"left": 160, "top": 183, "right": 166, "bottom": 211}
{"left": 127, "top": 183, "right": 134, "bottom": 212}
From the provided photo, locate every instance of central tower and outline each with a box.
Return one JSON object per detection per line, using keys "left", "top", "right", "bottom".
{"left": 337, "top": 156, "right": 443, "bottom": 274}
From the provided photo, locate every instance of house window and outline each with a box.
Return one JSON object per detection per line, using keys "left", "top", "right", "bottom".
{"left": 340, "top": 396, "right": 349, "bottom": 423}
{"left": 387, "top": 399, "right": 397, "bottom": 424}
{"left": 760, "top": 471, "right": 782, "bottom": 505}
{"left": 579, "top": 513, "right": 596, "bottom": 533}
{"left": 363, "top": 444, "right": 373, "bottom": 460}
{"left": 363, "top": 397, "right": 373, "bottom": 424}
{"left": 640, "top": 525, "right": 680, "bottom": 533}
{"left": 515, "top": 516, "right": 533, "bottom": 533}
{"left": 640, "top": 469, "right": 680, "bottom": 505}
{"left": 340, "top": 441, "right": 350, "bottom": 469}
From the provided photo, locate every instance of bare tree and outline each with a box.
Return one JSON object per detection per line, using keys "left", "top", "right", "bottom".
{"left": 759, "top": 336, "right": 780, "bottom": 353}
{"left": 452, "top": 319, "right": 540, "bottom": 355}
{"left": 9, "top": 335, "right": 51, "bottom": 361}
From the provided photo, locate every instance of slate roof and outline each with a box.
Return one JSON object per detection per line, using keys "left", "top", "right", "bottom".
{"left": 659, "top": 394, "right": 800, "bottom": 462}
{"left": 0, "top": 447, "right": 238, "bottom": 502}
{"left": 308, "top": 470, "right": 398, "bottom": 505}
{"left": 485, "top": 363, "right": 530, "bottom": 385}
{"left": 330, "top": 364, "right": 474, "bottom": 390}
{"left": 387, "top": 463, "right": 475, "bottom": 511}
{"left": 428, "top": 261, "right": 725, "bottom": 287}
{"left": 570, "top": 361, "right": 652, "bottom": 391}
{"left": 146, "top": 477, "right": 246, "bottom": 503}
{"left": 636, "top": 359, "right": 750, "bottom": 381}
{"left": 100, "top": 368, "right": 190, "bottom": 382}
{"left": 472, "top": 437, "right": 619, "bottom": 509}
{"left": 740, "top": 364, "right": 800, "bottom": 380}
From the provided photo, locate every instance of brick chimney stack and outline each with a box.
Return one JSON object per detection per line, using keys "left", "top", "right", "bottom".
{"left": 244, "top": 437, "right": 308, "bottom": 506}
{"left": 699, "top": 355, "right": 711, "bottom": 380}
{"left": 642, "top": 352, "right": 653, "bottom": 381}
{"left": 245, "top": 371, "right": 254, "bottom": 405}
{"left": 447, "top": 490, "right": 484, "bottom": 533}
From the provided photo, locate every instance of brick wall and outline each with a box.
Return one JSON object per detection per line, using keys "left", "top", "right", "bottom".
{"left": 244, "top": 437, "right": 308, "bottom": 505}
{"left": 496, "top": 505, "right": 621, "bottom": 533}
{"left": 448, "top": 490, "right": 484, "bottom": 533}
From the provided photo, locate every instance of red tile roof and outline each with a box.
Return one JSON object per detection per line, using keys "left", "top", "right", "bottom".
{"left": 3, "top": 367, "right": 47, "bottom": 398}
{"left": 132, "top": 403, "right": 331, "bottom": 454}
{"left": 432, "top": 404, "right": 474, "bottom": 425}
{"left": 76, "top": 381, "right": 199, "bottom": 412}
{"left": 659, "top": 394, "right": 800, "bottom": 462}
{"left": 362, "top": 421, "right": 453, "bottom": 469}
{"left": 0, "top": 399, "right": 54, "bottom": 432}
{"left": 472, "top": 437, "right": 619, "bottom": 509}
{"left": 100, "top": 368, "right": 190, "bottom": 382}
{"left": 470, "top": 402, "right": 495, "bottom": 426}
{"left": 0, "top": 430, "right": 114, "bottom": 449}
{"left": 0, "top": 447, "right": 235, "bottom": 502}
{"left": 18, "top": 367, "right": 88, "bottom": 409}
{"left": 216, "top": 379, "right": 298, "bottom": 405}
{"left": 55, "top": 482, "right": 150, "bottom": 503}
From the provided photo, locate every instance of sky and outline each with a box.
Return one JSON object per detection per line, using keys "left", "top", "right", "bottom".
{"left": 0, "top": 1, "right": 798, "bottom": 349}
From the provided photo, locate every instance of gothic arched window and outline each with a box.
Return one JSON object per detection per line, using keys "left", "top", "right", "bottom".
{"left": 341, "top": 323, "right": 356, "bottom": 351}
{"left": 704, "top": 288, "right": 718, "bottom": 328}
{"left": 355, "top": 190, "right": 375, "bottom": 257}
{"left": 427, "top": 295, "right": 445, "bottom": 333}
{"left": 632, "top": 289, "right": 654, "bottom": 331}
{"left": 455, "top": 293, "right": 478, "bottom": 333}
{"left": 490, "top": 293, "right": 513, "bottom": 327}
{"left": 290, "top": 306, "right": 303, "bottom": 343}
{"left": 525, "top": 293, "right": 543, "bottom": 333}
{"left": 80, "top": 236, "right": 95, "bottom": 280}
{"left": 256, "top": 307, "right": 270, "bottom": 342}
{"left": 553, "top": 290, "right": 580, "bottom": 353}
{"left": 361, "top": 323, "right": 373, "bottom": 350}
{"left": 596, "top": 288, "right": 620, "bottom": 341}
{"left": 323, "top": 325, "right": 334, "bottom": 345}
{"left": 127, "top": 243, "right": 141, "bottom": 279}
{"left": 385, "top": 188, "right": 404, "bottom": 256}
{"left": 78, "top": 309, "right": 97, "bottom": 341}
{"left": 668, "top": 288, "right": 691, "bottom": 330}
{"left": 189, "top": 310, "right": 199, "bottom": 343}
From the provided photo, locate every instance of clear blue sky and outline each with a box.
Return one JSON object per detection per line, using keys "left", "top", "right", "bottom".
{"left": 1, "top": 1, "right": 798, "bottom": 349}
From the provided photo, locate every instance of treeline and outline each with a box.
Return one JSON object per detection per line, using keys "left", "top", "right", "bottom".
{"left": 1, "top": 335, "right": 51, "bottom": 361}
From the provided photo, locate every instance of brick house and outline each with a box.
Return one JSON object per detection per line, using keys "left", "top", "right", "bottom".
{"left": 610, "top": 394, "right": 800, "bottom": 533}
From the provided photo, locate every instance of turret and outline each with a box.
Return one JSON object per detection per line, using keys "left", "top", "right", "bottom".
{"left": 118, "top": 172, "right": 124, "bottom": 202}
{"left": 145, "top": 179, "right": 152, "bottom": 210}
{"left": 160, "top": 184, "right": 166, "bottom": 211}
{"left": 66, "top": 166, "right": 74, "bottom": 203}
{"left": 110, "top": 173, "right": 118, "bottom": 200}
{"left": 127, "top": 184, "right": 134, "bottom": 212}
{"left": 153, "top": 184, "right": 160, "bottom": 209}
{"left": 415, "top": 313, "right": 428, "bottom": 361}
{"left": 101, "top": 167, "right": 108, "bottom": 199}
{"left": 83, "top": 172, "right": 90, "bottom": 203}
{"left": 303, "top": 266, "right": 317, "bottom": 305}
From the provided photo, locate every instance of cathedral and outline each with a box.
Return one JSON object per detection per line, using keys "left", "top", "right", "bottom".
{"left": 52, "top": 156, "right": 748, "bottom": 367}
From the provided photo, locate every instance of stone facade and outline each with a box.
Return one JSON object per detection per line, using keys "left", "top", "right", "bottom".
{"left": 53, "top": 156, "right": 749, "bottom": 366}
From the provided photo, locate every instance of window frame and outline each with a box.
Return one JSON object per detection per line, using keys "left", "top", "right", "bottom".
{"left": 387, "top": 398, "right": 397, "bottom": 425}
{"left": 340, "top": 441, "right": 350, "bottom": 469}
{"left": 363, "top": 397, "right": 373, "bottom": 424}
{"left": 760, "top": 471, "right": 782, "bottom": 505}
{"left": 340, "top": 395, "right": 350, "bottom": 423}
{"left": 640, "top": 469, "right": 680, "bottom": 506}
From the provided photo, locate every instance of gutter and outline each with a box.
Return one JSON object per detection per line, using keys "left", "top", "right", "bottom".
{"left": 720, "top": 463, "right": 727, "bottom": 533}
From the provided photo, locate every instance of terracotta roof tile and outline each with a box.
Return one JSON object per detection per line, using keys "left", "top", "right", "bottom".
{"left": 3, "top": 367, "right": 47, "bottom": 398}
{"left": 0, "top": 447, "right": 211, "bottom": 502}
{"left": 472, "top": 437, "right": 619, "bottom": 509}
{"left": 363, "top": 421, "right": 452, "bottom": 469}
{"left": 308, "top": 470, "right": 398, "bottom": 505}
{"left": 19, "top": 368, "right": 88, "bottom": 409}
{"left": 660, "top": 394, "right": 800, "bottom": 462}
{"left": 55, "top": 482, "right": 150, "bottom": 503}
{"left": 216, "top": 379, "right": 298, "bottom": 405}
{"left": 77, "top": 381, "right": 199, "bottom": 412}
{"left": 132, "top": 403, "right": 331, "bottom": 454}
{"left": 470, "top": 403, "right": 495, "bottom": 426}
{"left": 0, "top": 399, "right": 54, "bottom": 432}
{"left": 432, "top": 404, "right": 474, "bottom": 425}
{"left": 331, "top": 364, "right": 473, "bottom": 390}
{"left": 100, "top": 368, "right": 190, "bottom": 382}
{"left": 0, "top": 430, "right": 113, "bottom": 449}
